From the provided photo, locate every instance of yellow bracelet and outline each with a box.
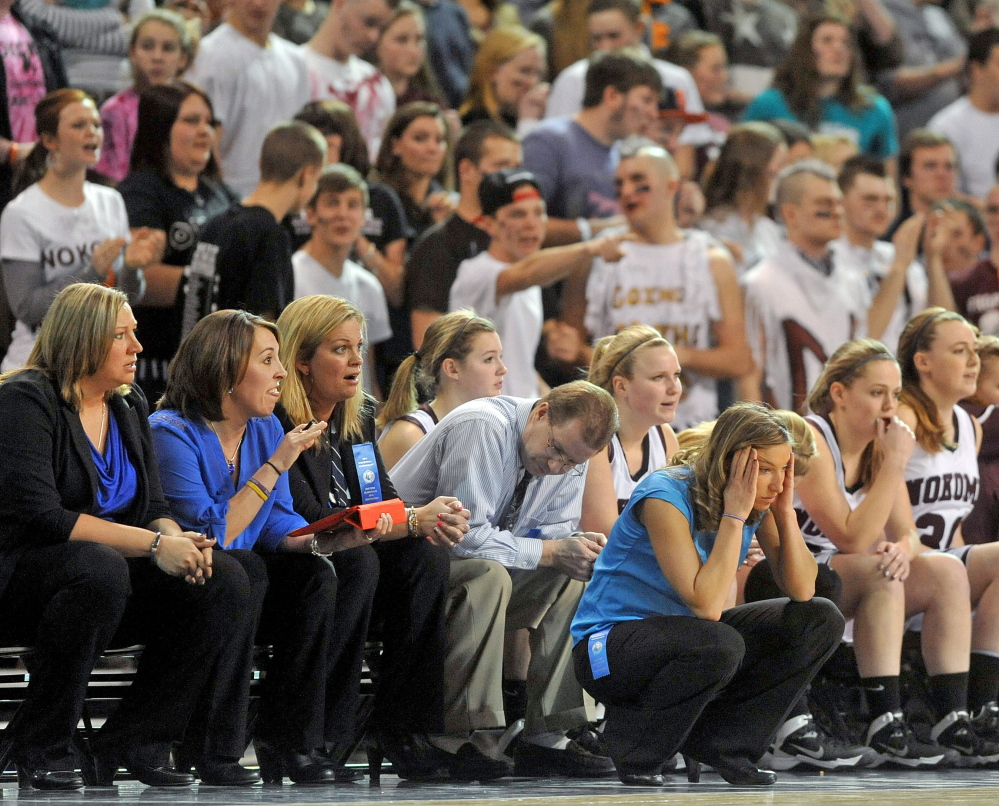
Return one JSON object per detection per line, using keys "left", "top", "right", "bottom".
{"left": 245, "top": 478, "right": 269, "bottom": 502}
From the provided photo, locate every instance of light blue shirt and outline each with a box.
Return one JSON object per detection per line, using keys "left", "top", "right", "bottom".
{"left": 150, "top": 410, "right": 306, "bottom": 551}
{"left": 571, "top": 468, "right": 759, "bottom": 642}
{"left": 743, "top": 87, "right": 899, "bottom": 158}
{"left": 390, "top": 396, "right": 585, "bottom": 570}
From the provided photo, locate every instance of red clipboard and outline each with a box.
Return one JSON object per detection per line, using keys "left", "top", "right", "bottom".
{"left": 288, "top": 498, "right": 407, "bottom": 537}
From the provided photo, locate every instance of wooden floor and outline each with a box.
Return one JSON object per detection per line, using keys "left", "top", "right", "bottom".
{"left": 5, "top": 768, "right": 999, "bottom": 806}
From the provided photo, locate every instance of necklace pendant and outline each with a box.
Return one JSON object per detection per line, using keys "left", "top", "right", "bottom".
{"left": 227, "top": 460, "right": 236, "bottom": 475}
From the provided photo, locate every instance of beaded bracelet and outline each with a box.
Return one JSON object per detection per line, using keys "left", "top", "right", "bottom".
{"left": 722, "top": 513, "right": 746, "bottom": 524}
{"left": 245, "top": 477, "right": 270, "bottom": 502}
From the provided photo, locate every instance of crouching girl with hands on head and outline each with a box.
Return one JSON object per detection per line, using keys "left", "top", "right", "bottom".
{"left": 570, "top": 402, "right": 844, "bottom": 787}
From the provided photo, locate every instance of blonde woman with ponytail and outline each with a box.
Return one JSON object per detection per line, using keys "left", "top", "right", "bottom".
{"left": 895, "top": 308, "right": 999, "bottom": 750}
{"left": 580, "top": 325, "right": 681, "bottom": 536}
{"left": 378, "top": 310, "right": 506, "bottom": 470}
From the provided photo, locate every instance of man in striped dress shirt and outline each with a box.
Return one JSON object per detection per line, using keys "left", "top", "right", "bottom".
{"left": 391, "top": 380, "right": 619, "bottom": 777}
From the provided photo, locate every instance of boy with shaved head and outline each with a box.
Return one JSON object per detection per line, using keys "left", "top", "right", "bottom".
{"left": 584, "top": 138, "right": 750, "bottom": 428}
{"left": 742, "top": 159, "right": 870, "bottom": 412}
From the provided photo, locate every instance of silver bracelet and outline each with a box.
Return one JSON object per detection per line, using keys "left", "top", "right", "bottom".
{"left": 149, "top": 531, "right": 162, "bottom": 564}
{"left": 311, "top": 535, "right": 334, "bottom": 557}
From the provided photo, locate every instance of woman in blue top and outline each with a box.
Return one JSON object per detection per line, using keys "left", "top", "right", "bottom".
{"left": 743, "top": 13, "right": 898, "bottom": 164}
{"left": 571, "top": 402, "right": 844, "bottom": 786}
{"left": 150, "top": 309, "right": 392, "bottom": 785}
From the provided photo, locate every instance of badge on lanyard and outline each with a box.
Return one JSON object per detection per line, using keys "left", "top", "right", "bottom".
{"left": 587, "top": 629, "right": 611, "bottom": 679}
{"left": 351, "top": 443, "right": 383, "bottom": 503}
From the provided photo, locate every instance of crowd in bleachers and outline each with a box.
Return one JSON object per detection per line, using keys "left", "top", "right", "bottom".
{"left": 7, "top": 0, "right": 999, "bottom": 792}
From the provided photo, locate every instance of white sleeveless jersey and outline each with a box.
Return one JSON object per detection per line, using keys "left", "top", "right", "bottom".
{"left": 743, "top": 239, "right": 868, "bottom": 413}
{"left": 584, "top": 230, "right": 721, "bottom": 430}
{"left": 608, "top": 427, "right": 671, "bottom": 513}
{"left": 377, "top": 404, "right": 439, "bottom": 445}
{"left": 794, "top": 415, "right": 868, "bottom": 558}
{"left": 905, "top": 406, "right": 979, "bottom": 551}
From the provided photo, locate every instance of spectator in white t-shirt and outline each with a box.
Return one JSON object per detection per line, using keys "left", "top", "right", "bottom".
{"left": 186, "top": 0, "right": 311, "bottom": 198}
{"left": 293, "top": 163, "right": 392, "bottom": 395}
{"left": 449, "top": 168, "right": 628, "bottom": 397}
{"left": 928, "top": 29, "right": 999, "bottom": 200}
{"left": 305, "top": 0, "right": 398, "bottom": 159}
{"left": 543, "top": 0, "right": 711, "bottom": 179}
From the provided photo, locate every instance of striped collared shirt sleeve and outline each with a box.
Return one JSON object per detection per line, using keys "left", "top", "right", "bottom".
{"left": 390, "top": 397, "right": 584, "bottom": 570}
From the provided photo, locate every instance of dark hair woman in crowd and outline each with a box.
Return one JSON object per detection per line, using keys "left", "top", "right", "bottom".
{"left": 1, "top": 89, "right": 163, "bottom": 371}
{"left": 117, "top": 81, "right": 238, "bottom": 403}
{"left": 743, "top": 13, "right": 898, "bottom": 161}
{"left": 0, "top": 284, "right": 256, "bottom": 790}
{"left": 372, "top": 101, "right": 452, "bottom": 386}
{"left": 273, "top": 295, "right": 503, "bottom": 781}
{"left": 700, "top": 122, "right": 786, "bottom": 274}
{"left": 150, "top": 309, "right": 362, "bottom": 784}
{"left": 571, "top": 402, "right": 844, "bottom": 786}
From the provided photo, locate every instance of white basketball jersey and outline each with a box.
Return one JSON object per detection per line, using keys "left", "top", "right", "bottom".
{"left": 378, "top": 404, "right": 439, "bottom": 445}
{"left": 584, "top": 231, "right": 721, "bottom": 430}
{"left": 794, "top": 415, "right": 867, "bottom": 558}
{"left": 905, "top": 406, "right": 979, "bottom": 551}
{"left": 608, "top": 427, "right": 671, "bottom": 513}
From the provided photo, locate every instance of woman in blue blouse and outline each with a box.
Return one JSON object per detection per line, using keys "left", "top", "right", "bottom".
{"left": 571, "top": 402, "right": 844, "bottom": 786}
{"left": 0, "top": 284, "right": 258, "bottom": 790}
{"left": 150, "top": 309, "right": 391, "bottom": 784}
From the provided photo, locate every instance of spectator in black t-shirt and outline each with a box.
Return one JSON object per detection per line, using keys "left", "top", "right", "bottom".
{"left": 371, "top": 101, "right": 452, "bottom": 386}
{"left": 183, "top": 122, "right": 326, "bottom": 331}
{"left": 406, "top": 120, "right": 520, "bottom": 347}
{"left": 118, "top": 82, "right": 238, "bottom": 403}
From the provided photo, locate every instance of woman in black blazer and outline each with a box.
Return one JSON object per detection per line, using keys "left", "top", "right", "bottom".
{"left": 0, "top": 284, "right": 258, "bottom": 789}
{"left": 274, "top": 295, "right": 512, "bottom": 783}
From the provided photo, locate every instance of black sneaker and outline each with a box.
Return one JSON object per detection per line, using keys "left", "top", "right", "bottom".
{"left": 865, "top": 711, "right": 953, "bottom": 767}
{"left": 513, "top": 738, "right": 616, "bottom": 778}
{"left": 763, "top": 714, "right": 871, "bottom": 770}
{"left": 932, "top": 710, "right": 999, "bottom": 766}
{"left": 971, "top": 702, "right": 999, "bottom": 744}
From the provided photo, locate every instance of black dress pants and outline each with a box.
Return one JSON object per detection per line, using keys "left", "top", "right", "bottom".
{"left": 573, "top": 598, "right": 845, "bottom": 774}
{"left": 253, "top": 552, "right": 339, "bottom": 751}
{"left": 370, "top": 536, "right": 449, "bottom": 735}
{"left": 0, "top": 542, "right": 257, "bottom": 770}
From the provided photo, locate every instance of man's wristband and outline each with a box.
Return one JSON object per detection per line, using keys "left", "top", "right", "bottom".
{"left": 576, "top": 217, "right": 593, "bottom": 241}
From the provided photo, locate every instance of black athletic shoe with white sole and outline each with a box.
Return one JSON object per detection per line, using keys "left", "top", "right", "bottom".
{"left": 762, "top": 714, "right": 872, "bottom": 770}
{"left": 865, "top": 711, "right": 955, "bottom": 768}
{"left": 932, "top": 710, "right": 999, "bottom": 766}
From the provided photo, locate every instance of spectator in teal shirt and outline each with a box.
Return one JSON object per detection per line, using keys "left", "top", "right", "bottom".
{"left": 743, "top": 13, "right": 898, "bottom": 167}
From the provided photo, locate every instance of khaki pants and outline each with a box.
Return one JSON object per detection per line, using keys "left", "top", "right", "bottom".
{"left": 444, "top": 558, "right": 588, "bottom": 736}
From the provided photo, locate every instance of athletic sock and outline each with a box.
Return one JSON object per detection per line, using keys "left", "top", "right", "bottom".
{"left": 968, "top": 652, "right": 999, "bottom": 712}
{"left": 928, "top": 672, "right": 970, "bottom": 720}
{"left": 861, "top": 675, "right": 901, "bottom": 719}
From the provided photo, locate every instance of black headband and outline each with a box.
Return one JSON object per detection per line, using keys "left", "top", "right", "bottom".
{"left": 608, "top": 336, "right": 664, "bottom": 380}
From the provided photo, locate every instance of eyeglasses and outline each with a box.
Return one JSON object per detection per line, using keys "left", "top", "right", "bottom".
{"left": 546, "top": 422, "right": 585, "bottom": 477}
